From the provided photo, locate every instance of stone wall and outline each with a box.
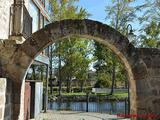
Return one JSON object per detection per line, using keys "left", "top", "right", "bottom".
{"left": 137, "top": 48, "right": 160, "bottom": 117}
{"left": 0, "top": 78, "right": 12, "bottom": 120}
{"left": 24, "top": 82, "right": 30, "bottom": 120}
{"left": 19, "top": 79, "right": 25, "bottom": 120}
{"left": 0, "top": 0, "right": 14, "bottom": 39}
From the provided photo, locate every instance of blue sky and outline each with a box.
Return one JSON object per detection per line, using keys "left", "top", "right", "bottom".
{"left": 75, "top": 0, "right": 146, "bottom": 71}
{"left": 77, "top": 0, "right": 111, "bottom": 23}
{"left": 76, "top": 0, "right": 146, "bottom": 35}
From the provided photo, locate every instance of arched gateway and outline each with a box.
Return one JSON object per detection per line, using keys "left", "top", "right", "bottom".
{"left": 0, "top": 19, "right": 159, "bottom": 120}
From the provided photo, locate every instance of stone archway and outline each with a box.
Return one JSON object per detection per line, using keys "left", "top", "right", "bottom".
{"left": 0, "top": 19, "right": 159, "bottom": 120}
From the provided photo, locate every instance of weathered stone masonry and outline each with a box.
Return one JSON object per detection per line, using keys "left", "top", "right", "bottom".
{"left": 0, "top": 19, "right": 160, "bottom": 120}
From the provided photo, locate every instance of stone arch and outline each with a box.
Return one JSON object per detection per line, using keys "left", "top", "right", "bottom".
{"left": 1, "top": 19, "right": 153, "bottom": 120}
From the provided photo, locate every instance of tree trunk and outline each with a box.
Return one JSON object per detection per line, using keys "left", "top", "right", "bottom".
{"left": 58, "top": 42, "right": 62, "bottom": 96}
{"left": 80, "top": 80, "right": 83, "bottom": 92}
{"left": 67, "top": 77, "right": 70, "bottom": 93}
{"left": 125, "top": 80, "right": 128, "bottom": 88}
{"left": 49, "top": 46, "right": 53, "bottom": 94}
{"left": 32, "top": 65, "right": 36, "bottom": 80}
{"left": 41, "top": 70, "right": 43, "bottom": 82}
{"left": 110, "top": 55, "right": 116, "bottom": 95}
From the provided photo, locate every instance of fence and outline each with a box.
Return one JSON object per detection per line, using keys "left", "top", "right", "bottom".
{"left": 48, "top": 93, "right": 129, "bottom": 115}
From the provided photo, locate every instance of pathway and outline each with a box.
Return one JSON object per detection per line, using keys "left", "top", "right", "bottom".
{"left": 34, "top": 110, "right": 130, "bottom": 120}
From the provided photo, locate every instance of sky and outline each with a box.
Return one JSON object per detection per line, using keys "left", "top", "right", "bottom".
{"left": 76, "top": 0, "right": 111, "bottom": 23}
{"left": 76, "top": 0, "right": 146, "bottom": 35}
{"left": 75, "top": 0, "right": 147, "bottom": 71}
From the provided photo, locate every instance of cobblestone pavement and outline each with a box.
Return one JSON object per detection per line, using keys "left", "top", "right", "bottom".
{"left": 34, "top": 110, "right": 130, "bottom": 120}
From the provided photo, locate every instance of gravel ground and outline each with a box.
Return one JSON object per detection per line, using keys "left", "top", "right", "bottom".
{"left": 34, "top": 110, "right": 130, "bottom": 120}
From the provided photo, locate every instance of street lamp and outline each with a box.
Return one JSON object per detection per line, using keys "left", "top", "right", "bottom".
{"left": 126, "top": 24, "right": 135, "bottom": 115}
{"left": 126, "top": 24, "right": 135, "bottom": 42}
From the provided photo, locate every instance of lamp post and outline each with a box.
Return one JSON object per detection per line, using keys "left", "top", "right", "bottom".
{"left": 126, "top": 24, "right": 135, "bottom": 42}
{"left": 126, "top": 24, "right": 135, "bottom": 115}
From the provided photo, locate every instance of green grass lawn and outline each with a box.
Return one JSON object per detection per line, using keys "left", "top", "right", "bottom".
{"left": 49, "top": 92, "right": 128, "bottom": 98}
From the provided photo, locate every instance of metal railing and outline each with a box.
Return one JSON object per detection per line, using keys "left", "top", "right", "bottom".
{"left": 10, "top": 4, "right": 32, "bottom": 39}
{"left": 48, "top": 94, "right": 129, "bottom": 115}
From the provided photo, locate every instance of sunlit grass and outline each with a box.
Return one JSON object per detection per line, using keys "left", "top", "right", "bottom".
{"left": 49, "top": 92, "right": 128, "bottom": 98}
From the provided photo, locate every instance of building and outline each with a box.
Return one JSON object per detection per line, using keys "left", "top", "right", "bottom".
{"left": 0, "top": 0, "right": 52, "bottom": 119}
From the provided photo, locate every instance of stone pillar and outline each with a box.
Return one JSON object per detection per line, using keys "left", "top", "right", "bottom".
{"left": 135, "top": 48, "right": 160, "bottom": 120}
{"left": 0, "top": 78, "right": 12, "bottom": 120}
{"left": 132, "top": 59, "right": 150, "bottom": 114}
{"left": 12, "top": 81, "right": 22, "bottom": 120}
{"left": 0, "top": 78, "right": 7, "bottom": 120}
{"left": 15, "top": 0, "right": 25, "bottom": 4}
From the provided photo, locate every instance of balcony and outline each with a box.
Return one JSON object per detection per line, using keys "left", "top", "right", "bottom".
{"left": 10, "top": 4, "right": 32, "bottom": 42}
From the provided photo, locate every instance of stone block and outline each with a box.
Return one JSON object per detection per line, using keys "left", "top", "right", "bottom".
{"left": 4, "top": 106, "right": 11, "bottom": 118}
{"left": 0, "top": 78, "right": 6, "bottom": 93}
{"left": 5, "top": 94, "right": 9, "bottom": 104}
{"left": 150, "top": 80, "right": 160, "bottom": 87}
{"left": 6, "top": 80, "right": 12, "bottom": 94}
{"left": 0, "top": 95, "right": 4, "bottom": 105}
{"left": 149, "top": 68, "right": 160, "bottom": 76}
{"left": 13, "top": 94, "right": 20, "bottom": 104}
{"left": 0, "top": 107, "right": 2, "bottom": 119}
{"left": 152, "top": 89, "right": 158, "bottom": 96}
{"left": 136, "top": 100, "right": 146, "bottom": 109}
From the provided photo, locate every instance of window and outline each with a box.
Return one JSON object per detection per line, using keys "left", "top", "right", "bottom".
{"left": 29, "top": 0, "right": 39, "bottom": 33}
{"left": 40, "top": 14, "right": 44, "bottom": 29}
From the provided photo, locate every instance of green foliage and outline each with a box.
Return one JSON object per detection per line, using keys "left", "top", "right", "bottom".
{"left": 53, "top": 37, "right": 94, "bottom": 93}
{"left": 28, "top": 65, "right": 46, "bottom": 80}
{"left": 51, "top": 87, "right": 92, "bottom": 93}
{"left": 50, "top": 0, "right": 91, "bottom": 21}
{"left": 94, "top": 79, "right": 111, "bottom": 88}
{"left": 105, "top": 0, "right": 138, "bottom": 32}
{"left": 93, "top": 41, "right": 127, "bottom": 89}
{"left": 49, "top": 0, "right": 93, "bottom": 93}
{"left": 92, "top": 0, "right": 135, "bottom": 92}
{"left": 138, "top": 0, "right": 160, "bottom": 24}
{"left": 140, "top": 22, "right": 160, "bottom": 48}
{"left": 49, "top": 92, "right": 128, "bottom": 98}
{"left": 137, "top": 0, "right": 160, "bottom": 48}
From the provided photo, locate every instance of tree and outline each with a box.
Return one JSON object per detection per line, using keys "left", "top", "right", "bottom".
{"left": 30, "top": 64, "right": 38, "bottom": 80}
{"left": 138, "top": 0, "right": 160, "bottom": 48}
{"left": 37, "top": 65, "right": 45, "bottom": 81}
{"left": 94, "top": 72, "right": 112, "bottom": 88}
{"left": 53, "top": 37, "right": 94, "bottom": 93}
{"left": 103, "top": 0, "right": 137, "bottom": 94}
{"left": 49, "top": 0, "right": 91, "bottom": 95}
{"left": 140, "top": 22, "right": 160, "bottom": 48}
{"left": 138, "top": 0, "right": 160, "bottom": 25}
